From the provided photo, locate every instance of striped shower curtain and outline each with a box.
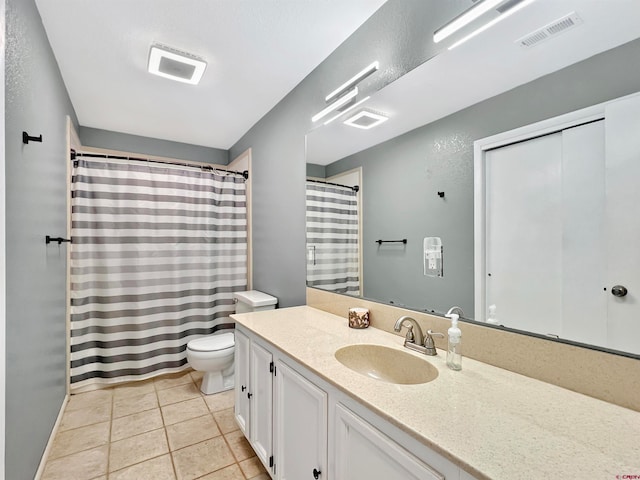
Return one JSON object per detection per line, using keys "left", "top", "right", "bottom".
{"left": 306, "top": 181, "right": 360, "bottom": 295}
{"left": 69, "top": 154, "right": 247, "bottom": 391}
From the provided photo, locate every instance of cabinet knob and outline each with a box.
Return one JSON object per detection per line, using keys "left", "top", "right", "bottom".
{"left": 247, "top": 392, "right": 253, "bottom": 399}
{"left": 313, "top": 468, "right": 322, "bottom": 479}
{"left": 241, "top": 385, "right": 246, "bottom": 392}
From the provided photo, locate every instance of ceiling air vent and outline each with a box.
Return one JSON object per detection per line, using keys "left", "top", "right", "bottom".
{"left": 516, "top": 12, "right": 582, "bottom": 49}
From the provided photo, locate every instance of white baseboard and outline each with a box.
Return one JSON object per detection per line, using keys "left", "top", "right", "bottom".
{"left": 33, "top": 394, "right": 68, "bottom": 480}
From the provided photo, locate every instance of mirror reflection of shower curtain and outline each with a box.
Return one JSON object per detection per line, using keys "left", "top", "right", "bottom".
{"left": 306, "top": 181, "right": 360, "bottom": 295}
{"left": 69, "top": 154, "right": 247, "bottom": 391}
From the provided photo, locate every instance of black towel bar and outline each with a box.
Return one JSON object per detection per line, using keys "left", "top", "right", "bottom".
{"left": 376, "top": 239, "right": 407, "bottom": 245}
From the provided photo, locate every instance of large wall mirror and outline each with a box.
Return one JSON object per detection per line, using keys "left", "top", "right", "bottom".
{"left": 305, "top": 1, "right": 640, "bottom": 358}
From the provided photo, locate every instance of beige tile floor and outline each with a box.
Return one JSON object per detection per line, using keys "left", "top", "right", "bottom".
{"left": 41, "top": 370, "right": 269, "bottom": 480}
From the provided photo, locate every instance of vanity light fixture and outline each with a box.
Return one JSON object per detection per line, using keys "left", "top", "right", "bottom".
{"left": 325, "top": 61, "right": 379, "bottom": 103}
{"left": 148, "top": 44, "right": 207, "bottom": 85}
{"left": 433, "top": 0, "right": 503, "bottom": 43}
{"left": 311, "top": 87, "right": 359, "bottom": 123}
{"left": 448, "top": 0, "right": 537, "bottom": 50}
{"left": 312, "top": 61, "right": 380, "bottom": 123}
{"left": 323, "top": 96, "right": 371, "bottom": 126}
{"left": 343, "top": 110, "right": 389, "bottom": 130}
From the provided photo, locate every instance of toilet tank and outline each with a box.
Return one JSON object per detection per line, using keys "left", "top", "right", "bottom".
{"left": 234, "top": 290, "right": 278, "bottom": 314}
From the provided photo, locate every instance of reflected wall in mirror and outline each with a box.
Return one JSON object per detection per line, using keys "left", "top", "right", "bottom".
{"left": 305, "top": 1, "right": 640, "bottom": 357}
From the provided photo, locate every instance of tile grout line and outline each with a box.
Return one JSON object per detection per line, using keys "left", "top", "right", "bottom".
{"left": 219, "top": 431, "right": 250, "bottom": 480}
{"left": 106, "top": 389, "right": 114, "bottom": 478}
{"left": 164, "top": 371, "right": 212, "bottom": 480}
{"left": 108, "top": 379, "right": 170, "bottom": 477}
{"left": 106, "top": 380, "right": 174, "bottom": 477}
{"left": 106, "top": 430, "right": 168, "bottom": 477}
{"left": 166, "top": 375, "right": 186, "bottom": 480}
{"left": 194, "top": 373, "right": 250, "bottom": 480}
{"left": 155, "top": 380, "right": 176, "bottom": 479}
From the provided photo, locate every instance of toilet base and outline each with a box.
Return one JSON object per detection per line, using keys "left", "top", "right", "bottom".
{"left": 200, "top": 368, "right": 234, "bottom": 395}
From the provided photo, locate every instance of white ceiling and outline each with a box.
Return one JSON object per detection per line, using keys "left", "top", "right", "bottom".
{"left": 34, "top": 0, "right": 387, "bottom": 149}
{"left": 307, "top": 0, "right": 640, "bottom": 165}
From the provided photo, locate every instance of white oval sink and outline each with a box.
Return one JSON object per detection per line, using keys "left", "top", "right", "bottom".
{"left": 335, "top": 344, "right": 438, "bottom": 385}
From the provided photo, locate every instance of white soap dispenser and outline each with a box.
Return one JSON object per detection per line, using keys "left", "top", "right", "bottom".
{"left": 487, "top": 304, "right": 500, "bottom": 325}
{"left": 446, "top": 313, "right": 462, "bottom": 371}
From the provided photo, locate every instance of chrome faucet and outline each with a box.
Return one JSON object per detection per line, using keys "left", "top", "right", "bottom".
{"left": 446, "top": 306, "right": 465, "bottom": 318}
{"left": 393, "top": 316, "right": 443, "bottom": 356}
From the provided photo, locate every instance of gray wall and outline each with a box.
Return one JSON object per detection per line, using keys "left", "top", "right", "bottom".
{"left": 5, "top": 0, "right": 79, "bottom": 478}
{"left": 230, "top": 0, "right": 453, "bottom": 307}
{"left": 306, "top": 163, "right": 326, "bottom": 179}
{"left": 323, "top": 38, "right": 640, "bottom": 316}
{"left": 80, "top": 126, "right": 229, "bottom": 165}
{"left": 231, "top": 0, "right": 640, "bottom": 310}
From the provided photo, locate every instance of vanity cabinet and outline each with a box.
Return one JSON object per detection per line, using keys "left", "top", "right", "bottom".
{"left": 235, "top": 325, "right": 468, "bottom": 480}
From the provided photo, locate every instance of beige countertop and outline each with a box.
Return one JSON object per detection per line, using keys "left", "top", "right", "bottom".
{"left": 232, "top": 306, "right": 640, "bottom": 480}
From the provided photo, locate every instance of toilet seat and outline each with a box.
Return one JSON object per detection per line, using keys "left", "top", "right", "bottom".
{"left": 187, "top": 332, "right": 234, "bottom": 352}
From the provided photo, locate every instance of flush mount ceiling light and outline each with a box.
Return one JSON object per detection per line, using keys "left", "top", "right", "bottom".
{"left": 343, "top": 110, "right": 389, "bottom": 130}
{"left": 148, "top": 44, "right": 207, "bottom": 85}
{"left": 312, "top": 61, "right": 380, "bottom": 123}
{"left": 448, "top": 0, "right": 537, "bottom": 50}
{"left": 433, "top": 0, "right": 503, "bottom": 43}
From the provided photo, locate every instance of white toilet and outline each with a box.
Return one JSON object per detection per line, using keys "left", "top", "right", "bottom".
{"left": 187, "top": 290, "right": 278, "bottom": 394}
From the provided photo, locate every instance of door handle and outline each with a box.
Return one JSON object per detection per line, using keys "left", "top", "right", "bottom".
{"left": 313, "top": 468, "right": 322, "bottom": 479}
{"left": 612, "top": 285, "right": 628, "bottom": 297}
{"left": 241, "top": 385, "right": 246, "bottom": 392}
{"left": 247, "top": 392, "right": 253, "bottom": 399}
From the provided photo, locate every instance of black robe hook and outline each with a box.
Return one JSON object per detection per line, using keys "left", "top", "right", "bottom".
{"left": 23, "top": 132, "right": 43, "bottom": 144}
{"left": 45, "top": 235, "right": 71, "bottom": 245}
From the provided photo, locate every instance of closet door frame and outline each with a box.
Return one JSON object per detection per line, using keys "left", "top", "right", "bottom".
{"left": 473, "top": 93, "right": 640, "bottom": 322}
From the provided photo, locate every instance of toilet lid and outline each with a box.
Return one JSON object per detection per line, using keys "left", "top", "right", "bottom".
{"left": 188, "top": 332, "right": 235, "bottom": 352}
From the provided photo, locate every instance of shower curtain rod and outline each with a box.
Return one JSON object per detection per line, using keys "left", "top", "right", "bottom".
{"left": 307, "top": 178, "right": 359, "bottom": 192}
{"left": 71, "top": 149, "right": 249, "bottom": 180}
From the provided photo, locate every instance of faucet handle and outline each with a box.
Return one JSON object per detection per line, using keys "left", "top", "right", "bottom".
{"left": 424, "top": 330, "right": 445, "bottom": 354}
{"left": 404, "top": 325, "right": 416, "bottom": 343}
{"left": 427, "top": 329, "right": 445, "bottom": 338}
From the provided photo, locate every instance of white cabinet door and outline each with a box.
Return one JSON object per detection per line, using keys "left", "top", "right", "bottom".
{"left": 334, "top": 404, "right": 444, "bottom": 480}
{"left": 234, "top": 329, "right": 250, "bottom": 436}
{"left": 249, "top": 342, "right": 274, "bottom": 471}
{"left": 274, "top": 360, "right": 327, "bottom": 480}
